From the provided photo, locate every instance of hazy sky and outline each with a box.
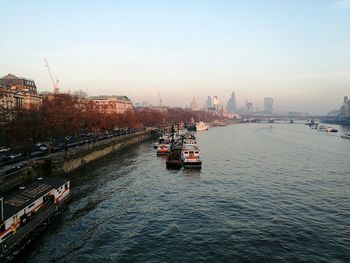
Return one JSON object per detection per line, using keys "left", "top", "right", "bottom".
{"left": 1, "top": 0, "right": 350, "bottom": 114}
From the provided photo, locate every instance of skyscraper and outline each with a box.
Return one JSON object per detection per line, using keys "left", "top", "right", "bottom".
{"left": 205, "top": 96, "right": 213, "bottom": 109}
{"left": 264, "top": 97, "right": 274, "bottom": 114}
{"left": 213, "top": 96, "right": 220, "bottom": 111}
{"left": 226, "top": 91, "right": 237, "bottom": 113}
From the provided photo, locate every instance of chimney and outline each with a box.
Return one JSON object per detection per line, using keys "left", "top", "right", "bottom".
{"left": 0, "top": 197, "right": 3, "bottom": 223}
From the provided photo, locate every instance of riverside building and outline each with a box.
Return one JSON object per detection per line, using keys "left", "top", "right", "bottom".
{"left": 89, "top": 95, "right": 134, "bottom": 114}
{"left": 0, "top": 74, "right": 42, "bottom": 110}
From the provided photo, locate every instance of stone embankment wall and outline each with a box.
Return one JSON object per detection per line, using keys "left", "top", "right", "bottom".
{"left": 57, "top": 131, "right": 152, "bottom": 174}
{"left": 0, "top": 130, "right": 155, "bottom": 194}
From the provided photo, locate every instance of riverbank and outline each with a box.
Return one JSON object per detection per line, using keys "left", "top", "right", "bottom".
{"left": 0, "top": 130, "right": 156, "bottom": 194}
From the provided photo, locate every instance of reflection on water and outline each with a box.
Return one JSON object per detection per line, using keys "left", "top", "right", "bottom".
{"left": 27, "top": 124, "right": 350, "bottom": 262}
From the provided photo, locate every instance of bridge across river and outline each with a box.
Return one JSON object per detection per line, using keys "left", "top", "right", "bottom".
{"left": 240, "top": 114, "right": 326, "bottom": 121}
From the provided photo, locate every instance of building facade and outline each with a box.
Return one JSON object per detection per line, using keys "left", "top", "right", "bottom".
{"left": 89, "top": 95, "right": 134, "bottom": 114}
{"left": 0, "top": 74, "right": 42, "bottom": 110}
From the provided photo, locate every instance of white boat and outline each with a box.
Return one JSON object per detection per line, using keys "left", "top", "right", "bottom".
{"left": 326, "top": 127, "right": 338, "bottom": 133}
{"left": 317, "top": 125, "right": 327, "bottom": 132}
{"left": 156, "top": 143, "right": 170, "bottom": 155}
{"left": 195, "top": 121, "right": 208, "bottom": 132}
{"left": 341, "top": 132, "right": 350, "bottom": 139}
{"left": 182, "top": 132, "right": 197, "bottom": 145}
{"left": 181, "top": 144, "right": 202, "bottom": 168}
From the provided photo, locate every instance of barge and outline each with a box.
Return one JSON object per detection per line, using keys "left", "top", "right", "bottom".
{"left": 0, "top": 177, "right": 71, "bottom": 261}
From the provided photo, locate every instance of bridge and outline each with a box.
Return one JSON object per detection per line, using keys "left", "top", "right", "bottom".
{"left": 239, "top": 114, "right": 326, "bottom": 121}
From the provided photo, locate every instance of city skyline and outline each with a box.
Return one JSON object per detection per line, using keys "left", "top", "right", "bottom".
{"left": 1, "top": 1, "right": 350, "bottom": 114}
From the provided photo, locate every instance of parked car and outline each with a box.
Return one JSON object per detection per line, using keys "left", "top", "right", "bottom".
{"left": 39, "top": 146, "right": 48, "bottom": 151}
{"left": 10, "top": 153, "right": 23, "bottom": 159}
{"left": 0, "top": 147, "right": 10, "bottom": 152}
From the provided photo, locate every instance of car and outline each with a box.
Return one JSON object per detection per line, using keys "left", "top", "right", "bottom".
{"left": 39, "top": 146, "right": 48, "bottom": 151}
{"left": 0, "top": 147, "right": 10, "bottom": 152}
{"left": 10, "top": 153, "right": 23, "bottom": 159}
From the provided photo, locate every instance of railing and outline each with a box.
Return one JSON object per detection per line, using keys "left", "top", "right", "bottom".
{"left": 0, "top": 127, "right": 147, "bottom": 171}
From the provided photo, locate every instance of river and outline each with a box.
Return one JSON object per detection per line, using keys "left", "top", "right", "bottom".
{"left": 26, "top": 123, "right": 350, "bottom": 262}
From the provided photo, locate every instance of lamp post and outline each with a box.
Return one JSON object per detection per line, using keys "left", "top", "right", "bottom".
{"left": 64, "top": 136, "right": 69, "bottom": 158}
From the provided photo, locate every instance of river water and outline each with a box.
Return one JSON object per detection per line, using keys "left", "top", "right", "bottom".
{"left": 27, "top": 123, "right": 350, "bottom": 262}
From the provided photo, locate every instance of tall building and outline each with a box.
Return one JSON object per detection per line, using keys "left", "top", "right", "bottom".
{"left": 89, "top": 95, "right": 134, "bottom": 114}
{"left": 226, "top": 91, "right": 237, "bottom": 113}
{"left": 0, "top": 73, "right": 42, "bottom": 110}
{"left": 245, "top": 100, "right": 253, "bottom": 113}
{"left": 213, "top": 96, "right": 220, "bottom": 111}
{"left": 264, "top": 97, "right": 274, "bottom": 114}
{"left": 340, "top": 96, "right": 350, "bottom": 118}
{"left": 190, "top": 97, "right": 199, "bottom": 111}
{"left": 205, "top": 96, "right": 213, "bottom": 109}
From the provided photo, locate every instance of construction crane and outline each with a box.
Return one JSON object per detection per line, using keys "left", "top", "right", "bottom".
{"left": 44, "top": 58, "right": 59, "bottom": 94}
{"left": 157, "top": 90, "right": 163, "bottom": 107}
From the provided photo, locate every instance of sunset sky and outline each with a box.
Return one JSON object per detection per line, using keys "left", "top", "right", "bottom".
{"left": 1, "top": 0, "right": 350, "bottom": 114}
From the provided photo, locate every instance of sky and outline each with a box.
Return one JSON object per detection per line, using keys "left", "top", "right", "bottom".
{"left": 1, "top": 0, "right": 350, "bottom": 114}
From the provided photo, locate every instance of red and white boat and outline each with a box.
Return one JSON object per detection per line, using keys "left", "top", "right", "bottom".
{"left": 156, "top": 144, "right": 170, "bottom": 155}
{"left": 181, "top": 143, "right": 202, "bottom": 168}
{"left": 0, "top": 177, "right": 71, "bottom": 244}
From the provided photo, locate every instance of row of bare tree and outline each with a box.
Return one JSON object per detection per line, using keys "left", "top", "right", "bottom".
{"left": 0, "top": 93, "right": 219, "bottom": 148}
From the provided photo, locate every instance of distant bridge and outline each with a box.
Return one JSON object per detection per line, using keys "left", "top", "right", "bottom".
{"left": 239, "top": 114, "right": 326, "bottom": 121}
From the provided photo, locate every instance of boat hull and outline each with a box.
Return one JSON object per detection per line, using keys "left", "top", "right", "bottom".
{"left": 166, "top": 160, "right": 183, "bottom": 168}
{"left": 183, "top": 161, "right": 202, "bottom": 169}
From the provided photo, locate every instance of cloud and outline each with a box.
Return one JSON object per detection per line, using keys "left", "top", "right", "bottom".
{"left": 330, "top": 0, "right": 350, "bottom": 8}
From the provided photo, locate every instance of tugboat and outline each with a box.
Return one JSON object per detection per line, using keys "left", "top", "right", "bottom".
{"left": 166, "top": 145, "right": 182, "bottom": 169}
{"left": 181, "top": 144, "right": 202, "bottom": 168}
{"left": 165, "top": 125, "right": 182, "bottom": 168}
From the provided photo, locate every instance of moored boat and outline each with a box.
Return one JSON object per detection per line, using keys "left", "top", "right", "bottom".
{"left": 195, "top": 121, "right": 208, "bottom": 132}
{"left": 0, "top": 177, "right": 70, "bottom": 245}
{"left": 181, "top": 144, "right": 202, "bottom": 168}
{"left": 326, "top": 127, "right": 338, "bottom": 133}
{"left": 341, "top": 132, "right": 350, "bottom": 139}
{"left": 166, "top": 146, "right": 182, "bottom": 169}
{"left": 317, "top": 125, "right": 327, "bottom": 132}
{"left": 156, "top": 144, "right": 170, "bottom": 155}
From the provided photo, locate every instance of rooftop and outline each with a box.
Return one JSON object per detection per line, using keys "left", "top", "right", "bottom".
{"left": 2, "top": 177, "right": 68, "bottom": 221}
{"left": 0, "top": 73, "right": 34, "bottom": 82}
{"left": 89, "top": 95, "right": 130, "bottom": 101}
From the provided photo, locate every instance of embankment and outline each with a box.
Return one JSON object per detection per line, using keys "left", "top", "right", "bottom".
{"left": 0, "top": 130, "right": 156, "bottom": 194}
